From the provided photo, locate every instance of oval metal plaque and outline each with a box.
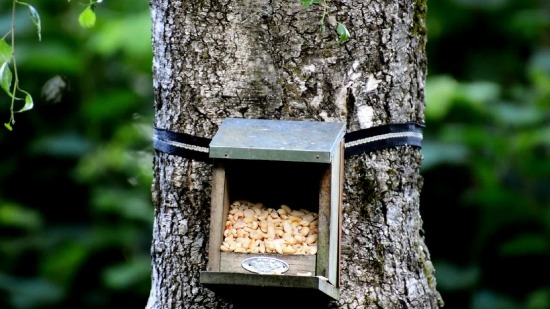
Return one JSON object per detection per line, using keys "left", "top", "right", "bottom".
{"left": 241, "top": 257, "right": 289, "bottom": 275}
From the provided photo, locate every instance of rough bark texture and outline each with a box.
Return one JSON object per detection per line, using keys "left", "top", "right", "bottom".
{"left": 147, "top": 0, "right": 443, "bottom": 308}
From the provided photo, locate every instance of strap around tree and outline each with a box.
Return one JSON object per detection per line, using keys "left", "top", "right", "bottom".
{"left": 153, "top": 122, "right": 424, "bottom": 162}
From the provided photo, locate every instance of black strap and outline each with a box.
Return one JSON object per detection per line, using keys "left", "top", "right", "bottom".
{"left": 153, "top": 122, "right": 424, "bottom": 162}
{"left": 154, "top": 128, "right": 212, "bottom": 162}
{"left": 343, "top": 123, "right": 423, "bottom": 158}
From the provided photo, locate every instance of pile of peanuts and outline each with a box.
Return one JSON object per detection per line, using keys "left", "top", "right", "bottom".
{"left": 220, "top": 200, "right": 319, "bottom": 255}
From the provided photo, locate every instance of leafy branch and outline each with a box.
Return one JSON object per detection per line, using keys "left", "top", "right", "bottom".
{"left": 1, "top": 0, "right": 101, "bottom": 131}
{"left": 1, "top": 0, "right": 40, "bottom": 131}
{"left": 300, "top": 0, "right": 350, "bottom": 44}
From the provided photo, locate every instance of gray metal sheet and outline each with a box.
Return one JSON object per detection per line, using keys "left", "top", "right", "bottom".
{"left": 209, "top": 118, "right": 346, "bottom": 163}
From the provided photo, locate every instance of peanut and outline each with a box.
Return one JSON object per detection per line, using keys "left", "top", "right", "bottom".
{"left": 220, "top": 200, "right": 318, "bottom": 255}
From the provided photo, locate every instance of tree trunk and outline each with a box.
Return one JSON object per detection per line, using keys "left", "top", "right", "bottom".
{"left": 147, "top": 0, "right": 443, "bottom": 308}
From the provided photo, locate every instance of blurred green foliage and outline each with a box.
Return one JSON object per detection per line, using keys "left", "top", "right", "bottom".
{"left": 422, "top": 0, "right": 550, "bottom": 308}
{"left": 0, "top": 1, "right": 153, "bottom": 308}
{"left": 0, "top": 0, "right": 548, "bottom": 308}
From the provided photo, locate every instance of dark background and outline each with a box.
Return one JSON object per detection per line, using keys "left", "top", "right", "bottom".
{"left": 0, "top": 1, "right": 548, "bottom": 308}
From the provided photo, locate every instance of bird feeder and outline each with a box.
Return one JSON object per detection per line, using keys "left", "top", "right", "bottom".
{"left": 200, "top": 118, "right": 345, "bottom": 303}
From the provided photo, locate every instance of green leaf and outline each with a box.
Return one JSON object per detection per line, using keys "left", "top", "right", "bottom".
{"left": 78, "top": 6, "right": 96, "bottom": 29}
{"left": 500, "top": 234, "right": 549, "bottom": 256}
{"left": 336, "top": 23, "right": 350, "bottom": 43}
{"left": 472, "top": 291, "right": 521, "bottom": 309}
{"left": 27, "top": 4, "right": 42, "bottom": 41}
{"left": 17, "top": 90, "right": 34, "bottom": 113}
{"left": 300, "top": 0, "right": 321, "bottom": 8}
{"left": 0, "top": 62, "right": 13, "bottom": 95}
{"left": 0, "top": 202, "right": 43, "bottom": 230}
{"left": 460, "top": 81, "right": 501, "bottom": 104}
{"left": 0, "top": 39, "right": 12, "bottom": 63}
{"left": 103, "top": 256, "right": 151, "bottom": 289}
{"left": 420, "top": 140, "right": 469, "bottom": 170}
{"left": 300, "top": 0, "right": 314, "bottom": 8}
{"left": 4, "top": 122, "right": 12, "bottom": 131}
{"left": 0, "top": 277, "right": 64, "bottom": 308}
{"left": 15, "top": 2, "right": 41, "bottom": 41}
{"left": 432, "top": 261, "right": 479, "bottom": 291}
{"left": 41, "top": 242, "right": 88, "bottom": 285}
{"left": 525, "top": 288, "right": 550, "bottom": 309}
{"left": 493, "top": 102, "right": 542, "bottom": 126}
{"left": 0, "top": 62, "right": 22, "bottom": 100}
{"left": 425, "top": 75, "right": 459, "bottom": 120}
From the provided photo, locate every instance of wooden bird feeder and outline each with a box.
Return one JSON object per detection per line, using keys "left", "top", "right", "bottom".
{"left": 200, "top": 118, "right": 345, "bottom": 302}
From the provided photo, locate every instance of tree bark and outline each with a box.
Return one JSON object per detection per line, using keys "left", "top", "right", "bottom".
{"left": 147, "top": 0, "right": 443, "bottom": 308}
